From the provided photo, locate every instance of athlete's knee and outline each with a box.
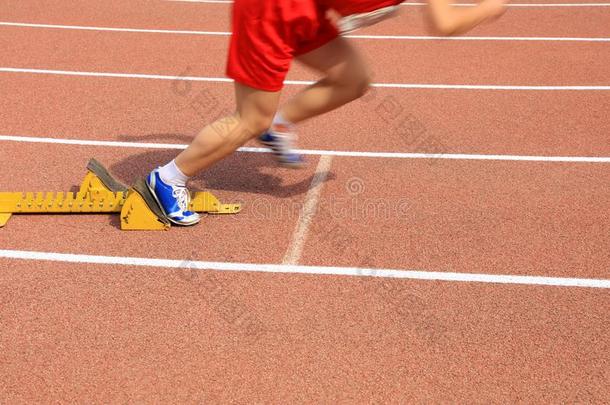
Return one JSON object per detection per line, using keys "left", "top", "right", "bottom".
{"left": 239, "top": 112, "right": 274, "bottom": 138}
{"left": 352, "top": 71, "right": 372, "bottom": 99}
{"left": 339, "top": 68, "right": 371, "bottom": 100}
{"left": 234, "top": 82, "right": 281, "bottom": 138}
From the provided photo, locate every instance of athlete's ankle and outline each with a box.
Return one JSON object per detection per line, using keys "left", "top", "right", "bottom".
{"left": 157, "top": 160, "right": 190, "bottom": 187}
{"left": 272, "top": 112, "right": 296, "bottom": 130}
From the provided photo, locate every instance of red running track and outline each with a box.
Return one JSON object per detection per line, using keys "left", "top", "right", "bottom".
{"left": 1, "top": 258, "right": 609, "bottom": 402}
{"left": 1, "top": 74, "right": 609, "bottom": 157}
{"left": 2, "top": 0, "right": 610, "bottom": 37}
{"left": 0, "top": 0, "right": 609, "bottom": 402}
{"left": 2, "top": 26, "right": 610, "bottom": 85}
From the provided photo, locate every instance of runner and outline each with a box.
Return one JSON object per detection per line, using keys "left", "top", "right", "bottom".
{"left": 147, "top": 0, "right": 507, "bottom": 225}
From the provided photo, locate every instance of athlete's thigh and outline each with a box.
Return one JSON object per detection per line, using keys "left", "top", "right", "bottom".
{"left": 296, "top": 36, "right": 370, "bottom": 83}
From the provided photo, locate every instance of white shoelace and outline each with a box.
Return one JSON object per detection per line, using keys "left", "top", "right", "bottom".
{"left": 172, "top": 187, "right": 190, "bottom": 213}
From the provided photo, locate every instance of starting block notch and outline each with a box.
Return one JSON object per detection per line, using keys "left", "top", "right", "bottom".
{"left": 0, "top": 213, "right": 12, "bottom": 227}
{"left": 0, "top": 158, "right": 241, "bottom": 231}
{"left": 121, "top": 179, "right": 170, "bottom": 231}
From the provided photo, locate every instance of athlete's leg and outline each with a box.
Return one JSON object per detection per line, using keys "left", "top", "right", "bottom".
{"left": 147, "top": 83, "right": 280, "bottom": 225}
{"left": 279, "top": 36, "right": 371, "bottom": 125}
{"left": 175, "top": 83, "right": 280, "bottom": 176}
{"left": 258, "top": 36, "right": 370, "bottom": 166}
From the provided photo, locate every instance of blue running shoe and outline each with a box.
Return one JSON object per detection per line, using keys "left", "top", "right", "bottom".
{"left": 258, "top": 124, "right": 304, "bottom": 168}
{"left": 146, "top": 169, "right": 201, "bottom": 226}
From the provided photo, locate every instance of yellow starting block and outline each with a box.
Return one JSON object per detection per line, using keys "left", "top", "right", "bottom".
{"left": 0, "top": 159, "right": 241, "bottom": 231}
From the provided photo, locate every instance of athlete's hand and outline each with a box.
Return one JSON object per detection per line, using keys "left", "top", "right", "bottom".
{"left": 479, "top": 0, "right": 508, "bottom": 20}
{"left": 429, "top": 0, "right": 507, "bottom": 35}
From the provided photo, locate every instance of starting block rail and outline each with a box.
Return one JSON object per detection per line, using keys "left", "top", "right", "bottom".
{"left": 0, "top": 159, "right": 241, "bottom": 231}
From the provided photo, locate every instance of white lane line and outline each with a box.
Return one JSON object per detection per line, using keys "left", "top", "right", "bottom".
{"left": 0, "top": 67, "right": 233, "bottom": 84}
{"left": 0, "top": 22, "right": 230, "bottom": 36}
{"left": 2, "top": 22, "right": 609, "bottom": 42}
{"left": 348, "top": 34, "right": 610, "bottom": 41}
{"left": 0, "top": 134, "right": 188, "bottom": 150}
{"left": 2, "top": 134, "right": 610, "bottom": 163}
{"left": 164, "top": 0, "right": 610, "bottom": 6}
{"left": 1, "top": 67, "right": 610, "bottom": 91}
{"left": 1, "top": 249, "right": 609, "bottom": 289}
{"left": 283, "top": 156, "right": 333, "bottom": 265}
{"left": 406, "top": 1, "right": 610, "bottom": 5}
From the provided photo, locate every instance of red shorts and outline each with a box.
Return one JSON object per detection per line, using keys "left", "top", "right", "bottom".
{"left": 226, "top": 0, "right": 401, "bottom": 92}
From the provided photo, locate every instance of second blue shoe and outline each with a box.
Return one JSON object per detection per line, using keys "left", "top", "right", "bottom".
{"left": 146, "top": 169, "right": 201, "bottom": 226}
{"left": 259, "top": 124, "right": 304, "bottom": 168}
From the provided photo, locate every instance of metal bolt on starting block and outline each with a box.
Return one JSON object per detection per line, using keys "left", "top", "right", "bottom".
{"left": 0, "top": 158, "right": 241, "bottom": 231}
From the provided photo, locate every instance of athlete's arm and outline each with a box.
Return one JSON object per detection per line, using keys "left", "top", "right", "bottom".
{"left": 427, "top": 0, "right": 507, "bottom": 35}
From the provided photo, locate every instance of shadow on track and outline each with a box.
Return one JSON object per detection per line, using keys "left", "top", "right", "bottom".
{"left": 108, "top": 132, "right": 335, "bottom": 199}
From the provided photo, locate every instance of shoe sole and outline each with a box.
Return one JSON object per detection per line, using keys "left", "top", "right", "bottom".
{"left": 279, "top": 160, "right": 305, "bottom": 169}
{"left": 259, "top": 140, "right": 304, "bottom": 169}
{"left": 145, "top": 176, "right": 201, "bottom": 227}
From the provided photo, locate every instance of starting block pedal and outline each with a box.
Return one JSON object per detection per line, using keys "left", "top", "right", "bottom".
{"left": 80, "top": 158, "right": 128, "bottom": 194}
{"left": 0, "top": 158, "right": 241, "bottom": 231}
